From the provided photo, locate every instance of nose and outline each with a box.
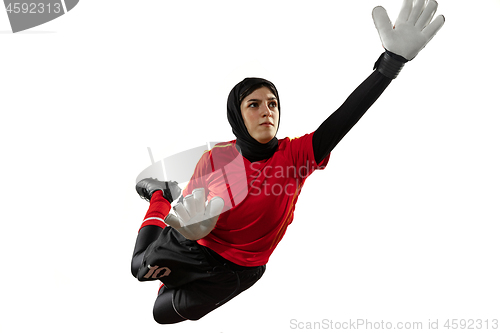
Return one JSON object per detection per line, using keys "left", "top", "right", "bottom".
{"left": 261, "top": 105, "right": 273, "bottom": 117}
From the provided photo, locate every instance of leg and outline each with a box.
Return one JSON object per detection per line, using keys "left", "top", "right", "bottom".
{"left": 131, "top": 188, "right": 174, "bottom": 278}
{"left": 131, "top": 225, "right": 163, "bottom": 277}
{"left": 153, "top": 286, "right": 186, "bottom": 324}
{"left": 132, "top": 177, "right": 182, "bottom": 274}
{"left": 152, "top": 263, "right": 265, "bottom": 323}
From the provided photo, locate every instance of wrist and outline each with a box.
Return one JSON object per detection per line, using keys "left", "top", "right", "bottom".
{"left": 373, "top": 50, "right": 408, "bottom": 79}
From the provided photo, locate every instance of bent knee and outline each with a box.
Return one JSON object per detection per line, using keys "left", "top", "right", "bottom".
{"left": 153, "top": 289, "right": 186, "bottom": 324}
{"left": 131, "top": 253, "right": 144, "bottom": 278}
{"left": 153, "top": 307, "right": 186, "bottom": 325}
{"left": 130, "top": 262, "right": 139, "bottom": 278}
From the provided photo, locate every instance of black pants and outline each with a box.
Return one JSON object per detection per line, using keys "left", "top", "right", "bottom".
{"left": 131, "top": 225, "right": 266, "bottom": 324}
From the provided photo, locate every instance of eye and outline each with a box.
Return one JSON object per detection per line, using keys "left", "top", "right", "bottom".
{"left": 269, "top": 101, "right": 277, "bottom": 108}
{"left": 249, "top": 102, "right": 258, "bottom": 108}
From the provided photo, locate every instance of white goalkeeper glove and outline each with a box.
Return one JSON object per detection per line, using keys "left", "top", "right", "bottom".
{"left": 165, "top": 188, "right": 224, "bottom": 240}
{"left": 373, "top": 0, "right": 445, "bottom": 61}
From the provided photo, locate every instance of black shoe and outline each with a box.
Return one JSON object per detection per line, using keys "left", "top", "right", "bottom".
{"left": 136, "top": 178, "right": 182, "bottom": 203}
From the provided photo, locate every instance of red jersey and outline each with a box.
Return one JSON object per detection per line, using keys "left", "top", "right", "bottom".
{"left": 182, "top": 132, "right": 329, "bottom": 266}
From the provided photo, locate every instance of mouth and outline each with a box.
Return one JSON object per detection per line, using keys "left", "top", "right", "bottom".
{"left": 260, "top": 122, "right": 274, "bottom": 127}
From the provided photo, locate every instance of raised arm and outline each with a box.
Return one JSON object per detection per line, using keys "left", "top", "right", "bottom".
{"left": 313, "top": 0, "right": 445, "bottom": 164}
{"left": 313, "top": 64, "right": 392, "bottom": 164}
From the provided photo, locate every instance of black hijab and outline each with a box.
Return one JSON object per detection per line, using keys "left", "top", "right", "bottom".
{"left": 227, "top": 77, "right": 280, "bottom": 162}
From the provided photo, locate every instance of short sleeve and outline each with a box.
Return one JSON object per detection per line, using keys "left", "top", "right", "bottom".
{"left": 287, "top": 131, "right": 330, "bottom": 180}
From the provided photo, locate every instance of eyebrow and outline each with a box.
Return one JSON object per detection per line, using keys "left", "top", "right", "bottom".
{"left": 246, "top": 97, "right": 277, "bottom": 103}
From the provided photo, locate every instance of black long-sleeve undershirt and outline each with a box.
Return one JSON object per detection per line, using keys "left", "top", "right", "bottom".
{"left": 312, "top": 69, "right": 392, "bottom": 164}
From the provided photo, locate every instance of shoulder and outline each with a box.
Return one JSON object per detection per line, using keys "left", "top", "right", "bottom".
{"left": 196, "top": 140, "right": 237, "bottom": 159}
{"left": 276, "top": 133, "right": 314, "bottom": 150}
{"left": 209, "top": 140, "right": 238, "bottom": 157}
{"left": 204, "top": 140, "right": 240, "bottom": 167}
{"left": 211, "top": 140, "right": 236, "bottom": 151}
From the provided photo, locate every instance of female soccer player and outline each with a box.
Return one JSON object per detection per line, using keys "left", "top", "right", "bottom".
{"left": 131, "top": 0, "right": 445, "bottom": 324}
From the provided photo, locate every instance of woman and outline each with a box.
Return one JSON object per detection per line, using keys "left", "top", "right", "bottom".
{"left": 131, "top": 0, "right": 445, "bottom": 324}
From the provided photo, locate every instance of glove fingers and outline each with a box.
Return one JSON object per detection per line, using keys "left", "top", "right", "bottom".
{"left": 372, "top": 6, "right": 393, "bottom": 36}
{"left": 165, "top": 213, "right": 182, "bottom": 229}
{"left": 407, "top": 0, "right": 426, "bottom": 26}
{"left": 172, "top": 202, "right": 190, "bottom": 225}
{"left": 395, "top": 0, "right": 413, "bottom": 26}
{"left": 415, "top": 0, "right": 438, "bottom": 31}
{"left": 205, "top": 196, "right": 224, "bottom": 218}
{"left": 183, "top": 194, "right": 196, "bottom": 217}
{"left": 192, "top": 188, "right": 205, "bottom": 215}
{"left": 422, "top": 14, "right": 445, "bottom": 41}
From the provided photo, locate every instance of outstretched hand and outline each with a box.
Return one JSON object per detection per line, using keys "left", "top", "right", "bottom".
{"left": 165, "top": 188, "right": 224, "bottom": 240}
{"left": 373, "top": 0, "right": 445, "bottom": 61}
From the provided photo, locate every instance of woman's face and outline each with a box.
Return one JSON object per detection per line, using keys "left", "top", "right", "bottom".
{"left": 240, "top": 87, "right": 279, "bottom": 144}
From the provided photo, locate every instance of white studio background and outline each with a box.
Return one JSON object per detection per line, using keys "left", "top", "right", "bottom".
{"left": 1, "top": 1, "right": 499, "bottom": 332}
